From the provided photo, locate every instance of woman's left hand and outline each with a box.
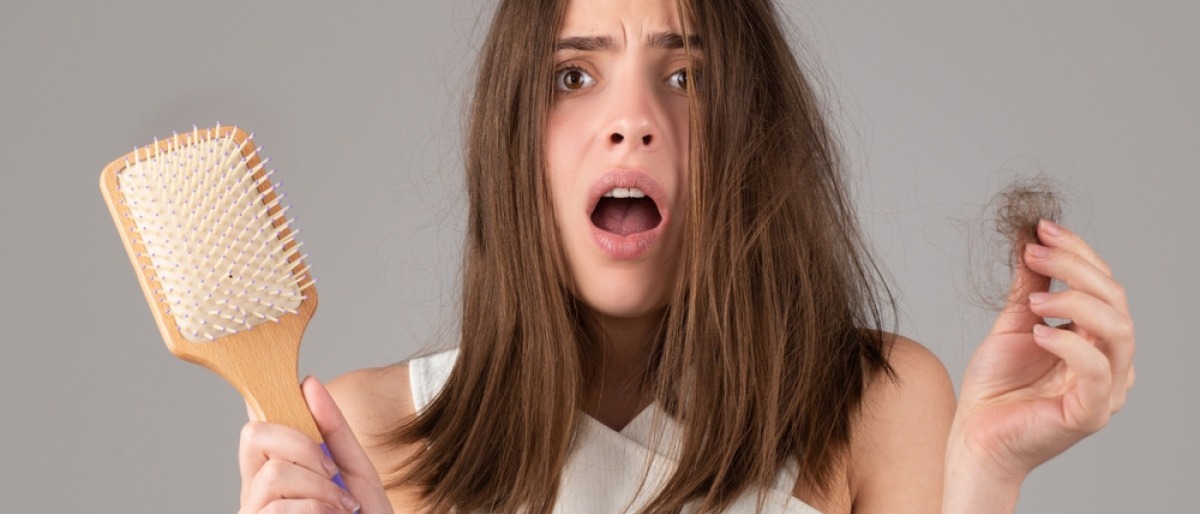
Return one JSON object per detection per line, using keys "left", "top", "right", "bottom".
{"left": 951, "top": 219, "right": 1136, "bottom": 486}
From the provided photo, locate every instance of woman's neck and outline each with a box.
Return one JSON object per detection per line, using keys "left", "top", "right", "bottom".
{"left": 580, "top": 307, "right": 664, "bottom": 430}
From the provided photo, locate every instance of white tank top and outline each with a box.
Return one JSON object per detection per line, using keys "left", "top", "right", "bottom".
{"left": 408, "top": 349, "right": 822, "bottom": 513}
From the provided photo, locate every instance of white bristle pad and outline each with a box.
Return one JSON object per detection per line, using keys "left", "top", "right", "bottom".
{"left": 117, "top": 127, "right": 312, "bottom": 343}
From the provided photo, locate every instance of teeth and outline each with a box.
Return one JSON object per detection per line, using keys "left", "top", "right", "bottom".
{"left": 602, "top": 187, "right": 646, "bottom": 199}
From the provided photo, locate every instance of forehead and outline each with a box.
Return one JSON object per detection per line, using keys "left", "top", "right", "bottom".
{"left": 559, "top": 0, "right": 683, "bottom": 38}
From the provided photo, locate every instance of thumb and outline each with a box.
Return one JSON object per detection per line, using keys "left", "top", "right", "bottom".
{"left": 990, "top": 244, "right": 1051, "bottom": 335}
{"left": 301, "top": 376, "right": 391, "bottom": 512}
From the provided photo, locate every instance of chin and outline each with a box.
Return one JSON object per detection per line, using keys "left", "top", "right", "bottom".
{"left": 572, "top": 267, "right": 672, "bottom": 320}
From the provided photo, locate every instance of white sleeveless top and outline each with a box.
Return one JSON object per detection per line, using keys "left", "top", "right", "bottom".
{"left": 408, "top": 349, "right": 822, "bottom": 513}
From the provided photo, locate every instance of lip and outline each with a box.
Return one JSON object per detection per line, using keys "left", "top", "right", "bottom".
{"left": 586, "top": 169, "right": 671, "bottom": 260}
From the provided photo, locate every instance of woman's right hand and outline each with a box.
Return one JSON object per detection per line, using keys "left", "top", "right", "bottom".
{"left": 239, "top": 376, "right": 395, "bottom": 514}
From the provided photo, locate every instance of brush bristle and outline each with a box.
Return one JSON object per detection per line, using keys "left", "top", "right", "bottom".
{"left": 117, "top": 126, "right": 313, "bottom": 342}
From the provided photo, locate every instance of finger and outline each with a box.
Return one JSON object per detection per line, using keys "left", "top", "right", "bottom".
{"left": 1023, "top": 243, "right": 1129, "bottom": 315}
{"left": 258, "top": 498, "right": 346, "bottom": 514}
{"left": 1032, "top": 324, "right": 1113, "bottom": 434}
{"left": 243, "top": 459, "right": 359, "bottom": 514}
{"left": 1030, "top": 291, "right": 1136, "bottom": 417}
{"left": 1028, "top": 290, "right": 1135, "bottom": 372}
{"left": 1036, "top": 219, "right": 1112, "bottom": 277}
{"left": 990, "top": 248, "right": 1052, "bottom": 335}
{"left": 1117, "top": 363, "right": 1136, "bottom": 412}
{"left": 1105, "top": 356, "right": 1136, "bottom": 416}
{"left": 302, "top": 377, "right": 387, "bottom": 510}
{"left": 239, "top": 421, "right": 339, "bottom": 504}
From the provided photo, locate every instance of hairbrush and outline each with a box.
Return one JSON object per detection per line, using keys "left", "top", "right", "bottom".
{"left": 100, "top": 124, "right": 347, "bottom": 490}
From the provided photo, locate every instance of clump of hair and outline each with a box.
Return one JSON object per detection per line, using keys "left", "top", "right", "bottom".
{"left": 968, "top": 173, "right": 1066, "bottom": 310}
{"left": 994, "top": 174, "right": 1064, "bottom": 267}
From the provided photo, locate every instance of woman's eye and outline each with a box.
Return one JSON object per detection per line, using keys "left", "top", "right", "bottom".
{"left": 666, "top": 69, "right": 688, "bottom": 90}
{"left": 555, "top": 67, "right": 595, "bottom": 92}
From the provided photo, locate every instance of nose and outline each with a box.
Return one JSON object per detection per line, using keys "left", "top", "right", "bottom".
{"left": 602, "top": 75, "right": 663, "bottom": 153}
{"left": 609, "top": 131, "right": 653, "bottom": 146}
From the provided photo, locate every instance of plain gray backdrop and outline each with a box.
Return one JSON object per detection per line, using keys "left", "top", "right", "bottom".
{"left": 2, "top": 1, "right": 1196, "bottom": 512}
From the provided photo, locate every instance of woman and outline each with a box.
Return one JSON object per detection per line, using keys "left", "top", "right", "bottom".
{"left": 237, "top": 0, "right": 1135, "bottom": 512}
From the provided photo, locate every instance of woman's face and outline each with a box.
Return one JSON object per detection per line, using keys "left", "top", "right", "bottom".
{"left": 545, "top": 0, "right": 693, "bottom": 320}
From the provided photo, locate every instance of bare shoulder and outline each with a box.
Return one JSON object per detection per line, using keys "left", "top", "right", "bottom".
{"left": 871, "top": 334, "right": 955, "bottom": 409}
{"left": 850, "top": 334, "right": 957, "bottom": 513}
{"left": 327, "top": 364, "right": 416, "bottom": 436}
{"left": 326, "top": 364, "right": 421, "bottom": 486}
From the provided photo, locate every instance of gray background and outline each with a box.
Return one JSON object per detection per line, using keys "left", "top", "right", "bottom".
{"left": 1, "top": 0, "right": 1195, "bottom": 512}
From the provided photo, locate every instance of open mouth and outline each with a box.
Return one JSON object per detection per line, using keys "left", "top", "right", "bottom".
{"left": 590, "top": 187, "right": 663, "bottom": 236}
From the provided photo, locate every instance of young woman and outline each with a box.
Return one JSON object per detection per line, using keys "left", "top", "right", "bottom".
{"left": 237, "top": 0, "right": 1136, "bottom": 512}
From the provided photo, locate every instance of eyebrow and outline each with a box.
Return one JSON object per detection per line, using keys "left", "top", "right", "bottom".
{"left": 556, "top": 35, "right": 616, "bottom": 52}
{"left": 648, "top": 32, "right": 701, "bottom": 50}
{"left": 554, "top": 32, "right": 701, "bottom": 52}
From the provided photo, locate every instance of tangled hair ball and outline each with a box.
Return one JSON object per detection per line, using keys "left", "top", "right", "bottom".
{"left": 994, "top": 174, "right": 1064, "bottom": 267}
{"left": 969, "top": 173, "right": 1066, "bottom": 310}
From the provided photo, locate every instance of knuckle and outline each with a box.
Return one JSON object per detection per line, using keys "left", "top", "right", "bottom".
{"left": 1065, "top": 249, "right": 1084, "bottom": 267}
{"left": 1112, "top": 282, "right": 1128, "bottom": 303}
{"left": 1111, "top": 392, "right": 1127, "bottom": 414}
{"left": 259, "top": 459, "right": 288, "bottom": 485}
{"left": 323, "top": 489, "right": 350, "bottom": 512}
{"left": 1097, "top": 356, "right": 1114, "bottom": 380}
{"left": 1085, "top": 351, "right": 1113, "bottom": 382}
{"left": 1116, "top": 317, "right": 1135, "bottom": 341}
{"left": 262, "top": 501, "right": 315, "bottom": 514}
{"left": 1087, "top": 411, "right": 1112, "bottom": 433}
{"left": 241, "top": 421, "right": 268, "bottom": 447}
{"left": 1076, "top": 404, "right": 1112, "bottom": 434}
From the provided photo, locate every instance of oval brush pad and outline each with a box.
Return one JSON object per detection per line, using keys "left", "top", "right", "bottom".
{"left": 100, "top": 124, "right": 327, "bottom": 450}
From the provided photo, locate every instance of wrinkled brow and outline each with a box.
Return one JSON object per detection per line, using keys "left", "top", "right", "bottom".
{"left": 647, "top": 32, "right": 702, "bottom": 50}
{"left": 555, "top": 35, "right": 616, "bottom": 52}
{"left": 554, "top": 32, "right": 701, "bottom": 52}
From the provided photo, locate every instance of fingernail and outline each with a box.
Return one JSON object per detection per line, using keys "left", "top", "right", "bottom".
{"left": 1033, "top": 324, "right": 1052, "bottom": 339}
{"left": 339, "top": 491, "right": 361, "bottom": 513}
{"left": 1040, "top": 219, "right": 1063, "bottom": 237}
{"left": 1027, "top": 243, "right": 1051, "bottom": 258}
{"left": 322, "top": 454, "right": 339, "bottom": 478}
{"left": 1029, "top": 292, "right": 1049, "bottom": 304}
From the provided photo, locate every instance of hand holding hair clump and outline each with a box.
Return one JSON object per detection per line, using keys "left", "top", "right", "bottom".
{"left": 947, "top": 174, "right": 1136, "bottom": 509}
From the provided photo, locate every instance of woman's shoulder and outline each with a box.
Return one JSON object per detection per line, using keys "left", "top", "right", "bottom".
{"left": 860, "top": 334, "right": 956, "bottom": 439}
{"left": 324, "top": 348, "right": 460, "bottom": 429}
{"left": 326, "top": 362, "right": 431, "bottom": 508}
{"left": 327, "top": 364, "right": 417, "bottom": 436}
{"left": 791, "top": 335, "right": 955, "bottom": 513}
{"left": 325, "top": 363, "right": 419, "bottom": 481}
{"left": 847, "top": 334, "right": 956, "bottom": 511}
{"left": 873, "top": 334, "right": 954, "bottom": 396}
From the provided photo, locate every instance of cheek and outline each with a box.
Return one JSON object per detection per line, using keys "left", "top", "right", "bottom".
{"left": 545, "top": 101, "right": 590, "bottom": 163}
{"left": 544, "top": 102, "right": 599, "bottom": 210}
{"left": 668, "top": 102, "right": 690, "bottom": 173}
{"left": 544, "top": 115, "right": 576, "bottom": 219}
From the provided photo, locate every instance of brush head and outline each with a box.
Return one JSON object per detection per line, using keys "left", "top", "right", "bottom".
{"left": 103, "top": 125, "right": 314, "bottom": 344}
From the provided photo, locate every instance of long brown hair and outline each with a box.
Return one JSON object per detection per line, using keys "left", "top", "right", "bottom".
{"left": 387, "top": 0, "right": 896, "bottom": 511}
